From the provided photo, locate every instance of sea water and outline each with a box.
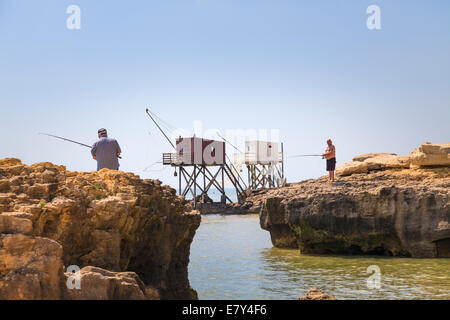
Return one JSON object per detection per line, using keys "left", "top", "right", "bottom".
{"left": 188, "top": 214, "right": 450, "bottom": 300}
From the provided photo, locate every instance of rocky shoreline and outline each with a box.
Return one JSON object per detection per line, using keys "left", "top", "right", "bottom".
{"left": 1, "top": 142, "right": 448, "bottom": 300}
{"left": 0, "top": 158, "right": 200, "bottom": 299}
{"left": 247, "top": 142, "right": 450, "bottom": 258}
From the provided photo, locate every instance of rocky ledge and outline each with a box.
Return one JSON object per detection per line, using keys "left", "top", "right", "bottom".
{"left": 0, "top": 158, "right": 200, "bottom": 299}
{"left": 255, "top": 142, "right": 450, "bottom": 258}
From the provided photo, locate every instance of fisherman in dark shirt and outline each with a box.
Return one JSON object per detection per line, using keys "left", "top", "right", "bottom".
{"left": 91, "top": 128, "right": 121, "bottom": 171}
{"left": 322, "top": 139, "right": 336, "bottom": 183}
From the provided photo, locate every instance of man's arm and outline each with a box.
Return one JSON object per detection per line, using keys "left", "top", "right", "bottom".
{"left": 115, "top": 140, "right": 122, "bottom": 157}
{"left": 91, "top": 142, "right": 97, "bottom": 160}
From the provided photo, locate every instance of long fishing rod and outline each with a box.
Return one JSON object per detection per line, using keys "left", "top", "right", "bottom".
{"left": 145, "top": 108, "right": 176, "bottom": 150}
{"left": 289, "top": 154, "right": 324, "bottom": 158}
{"left": 39, "top": 132, "right": 122, "bottom": 158}
{"left": 39, "top": 133, "right": 92, "bottom": 148}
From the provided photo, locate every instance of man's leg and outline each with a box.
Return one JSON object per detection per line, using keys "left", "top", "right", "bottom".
{"left": 331, "top": 170, "right": 335, "bottom": 182}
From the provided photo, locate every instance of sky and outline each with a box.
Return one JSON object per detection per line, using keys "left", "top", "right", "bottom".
{"left": 0, "top": 0, "right": 449, "bottom": 189}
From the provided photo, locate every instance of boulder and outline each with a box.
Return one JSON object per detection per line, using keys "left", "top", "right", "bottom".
{"left": 337, "top": 153, "right": 410, "bottom": 176}
{"left": 0, "top": 222, "right": 159, "bottom": 300}
{"left": 0, "top": 215, "right": 33, "bottom": 234}
{"left": 63, "top": 266, "right": 159, "bottom": 300}
{"left": 336, "top": 142, "right": 450, "bottom": 176}
{"left": 335, "top": 161, "right": 369, "bottom": 176}
{"left": 409, "top": 142, "right": 450, "bottom": 168}
{"left": 0, "top": 232, "right": 63, "bottom": 299}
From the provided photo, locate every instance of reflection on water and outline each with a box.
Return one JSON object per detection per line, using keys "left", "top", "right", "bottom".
{"left": 188, "top": 214, "right": 450, "bottom": 300}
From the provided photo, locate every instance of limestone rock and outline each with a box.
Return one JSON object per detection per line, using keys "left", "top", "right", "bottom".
{"left": 409, "top": 142, "right": 450, "bottom": 168}
{"left": 0, "top": 158, "right": 201, "bottom": 299}
{"left": 337, "top": 142, "right": 449, "bottom": 177}
{"left": 1, "top": 212, "right": 34, "bottom": 219}
{"left": 0, "top": 158, "right": 23, "bottom": 167}
{"left": 299, "top": 287, "right": 336, "bottom": 300}
{"left": 352, "top": 153, "right": 397, "bottom": 162}
{"left": 0, "top": 215, "right": 33, "bottom": 234}
{"left": 0, "top": 221, "right": 159, "bottom": 300}
{"left": 335, "top": 161, "right": 370, "bottom": 176}
{"left": 0, "top": 232, "right": 63, "bottom": 299}
{"left": 256, "top": 143, "right": 450, "bottom": 258}
{"left": 63, "top": 266, "right": 159, "bottom": 300}
{"left": 337, "top": 153, "right": 410, "bottom": 176}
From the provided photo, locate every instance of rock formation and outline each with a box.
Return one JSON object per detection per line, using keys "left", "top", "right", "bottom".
{"left": 409, "top": 142, "right": 450, "bottom": 168}
{"left": 299, "top": 287, "right": 336, "bottom": 300}
{"left": 256, "top": 143, "right": 450, "bottom": 258}
{"left": 63, "top": 266, "right": 160, "bottom": 300}
{"left": 0, "top": 158, "right": 200, "bottom": 299}
{"left": 0, "top": 215, "right": 63, "bottom": 299}
{"left": 336, "top": 142, "right": 450, "bottom": 176}
{"left": 336, "top": 153, "right": 410, "bottom": 176}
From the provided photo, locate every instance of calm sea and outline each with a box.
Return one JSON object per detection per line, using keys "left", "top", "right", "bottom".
{"left": 188, "top": 214, "right": 450, "bottom": 300}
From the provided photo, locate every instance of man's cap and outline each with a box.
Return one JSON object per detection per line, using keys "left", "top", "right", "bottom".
{"left": 98, "top": 128, "right": 107, "bottom": 135}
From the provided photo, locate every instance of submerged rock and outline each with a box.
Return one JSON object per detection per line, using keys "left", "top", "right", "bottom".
{"left": 0, "top": 159, "right": 200, "bottom": 299}
{"left": 299, "top": 287, "right": 336, "bottom": 300}
{"left": 256, "top": 142, "right": 450, "bottom": 258}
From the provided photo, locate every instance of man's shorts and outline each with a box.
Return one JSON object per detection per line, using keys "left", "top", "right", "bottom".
{"left": 326, "top": 158, "right": 336, "bottom": 171}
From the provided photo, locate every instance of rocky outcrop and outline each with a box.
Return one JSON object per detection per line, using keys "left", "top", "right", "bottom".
{"left": 63, "top": 266, "right": 159, "bottom": 300}
{"left": 336, "top": 142, "right": 450, "bottom": 177}
{"left": 409, "top": 142, "right": 450, "bottom": 168}
{"left": 0, "top": 215, "right": 63, "bottom": 299}
{"left": 337, "top": 153, "right": 410, "bottom": 176}
{"left": 0, "top": 158, "right": 200, "bottom": 299}
{"left": 258, "top": 143, "right": 450, "bottom": 258}
{"left": 299, "top": 287, "right": 336, "bottom": 300}
{"left": 236, "top": 189, "right": 271, "bottom": 214}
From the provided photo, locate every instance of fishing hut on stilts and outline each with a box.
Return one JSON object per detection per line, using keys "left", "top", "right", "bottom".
{"left": 230, "top": 141, "right": 286, "bottom": 190}
{"left": 245, "top": 141, "right": 285, "bottom": 189}
{"left": 146, "top": 109, "right": 247, "bottom": 209}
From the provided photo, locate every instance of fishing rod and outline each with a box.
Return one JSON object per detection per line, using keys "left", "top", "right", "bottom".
{"left": 39, "top": 132, "right": 122, "bottom": 158}
{"left": 145, "top": 108, "right": 176, "bottom": 150}
{"left": 289, "top": 154, "right": 324, "bottom": 158}
{"left": 39, "top": 133, "right": 92, "bottom": 148}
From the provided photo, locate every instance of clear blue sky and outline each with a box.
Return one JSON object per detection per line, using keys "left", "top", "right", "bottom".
{"left": 1, "top": 0, "right": 449, "bottom": 188}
